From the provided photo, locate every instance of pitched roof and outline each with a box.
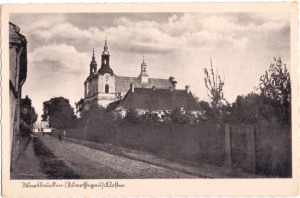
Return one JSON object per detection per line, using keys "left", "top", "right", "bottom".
{"left": 113, "top": 88, "right": 202, "bottom": 112}
{"left": 115, "top": 76, "right": 173, "bottom": 93}
{"left": 9, "top": 22, "right": 28, "bottom": 87}
{"left": 106, "top": 99, "right": 121, "bottom": 112}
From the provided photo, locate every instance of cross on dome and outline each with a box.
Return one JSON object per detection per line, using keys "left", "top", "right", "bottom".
{"left": 102, "top": 37, "right": 109, "bottom": 55}
{"left": 141, "top": 56, "right": 147, "bottom": 66}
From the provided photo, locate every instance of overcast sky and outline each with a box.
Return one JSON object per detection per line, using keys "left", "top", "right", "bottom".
{"left": 10, "top": 12, "right": 290, "bottom": 120}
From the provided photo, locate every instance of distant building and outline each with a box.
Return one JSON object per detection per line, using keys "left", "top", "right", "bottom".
{"left": 107, "top": 85, "right": 203, "bottom": 122}
{"left": 83, "top": 39, "right": 202, "bottom": 118}
{"left": 83, "top": 39, "right": 177, "bottom": 108}
{"left": 9, "top": 22, "right": 28, "bottom": 170}
{"left": 109, "top": 85, "right": 200, "bottom": 110}
{"left": 33, "top": 121, "right": 50, "bottom": 132}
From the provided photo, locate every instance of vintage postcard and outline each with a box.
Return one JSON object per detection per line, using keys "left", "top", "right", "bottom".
{"left": 1, "top": 3, "right": 299, "bottom": 197}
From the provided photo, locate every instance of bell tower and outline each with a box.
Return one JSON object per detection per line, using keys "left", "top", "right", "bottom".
{"left": 102, "top": 39, "right": 109, "bottom": 65}
{"left": 138, "top": 56, "right": 149, "bottom": 83}
{"left": 98, "top": 38, "right": 114, "bottom": 75}
{"left": 97, "top": 38, "right": 116, "bottom": 107}
{"left": 89, "top": 48, "right": 97, "bottom": 75}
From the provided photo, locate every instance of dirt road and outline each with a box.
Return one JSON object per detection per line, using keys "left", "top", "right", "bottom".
{"left": 37, "top": 133, "right": 196, "bottom": 179}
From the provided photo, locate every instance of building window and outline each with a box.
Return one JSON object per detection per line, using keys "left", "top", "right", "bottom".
{"left": 105, "top": 84, "right": 109, "bottom": 93}
{"left": 23, "top": 108, "right": 28, "bottom": 114}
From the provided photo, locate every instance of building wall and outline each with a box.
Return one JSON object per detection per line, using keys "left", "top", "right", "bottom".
{"left": 98, "top": 74, "right": 115, "bottom": 94}
{"left": 9, "top": 46, "right": 18, "bottom": 168}
{"left": 86, "top": 77, "right": 98, "bottom": 97}
{"left": 9, "top": 46, "right": 18, "bottom": 88}
{"left": 9, "top": 22, "right": 28, "bottom": 171}
{"left": 95, "top": 74, "right": 116, "bottom": 107}
{"left": 97, "top": 93, "right": 115, "bottom": 107}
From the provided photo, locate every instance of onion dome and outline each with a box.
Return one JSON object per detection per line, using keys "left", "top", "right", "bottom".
{"left": 98, "top": 66, "right": 114, "bottom": 75}
{"left": 90, "top": 48, "right": 97, "bottom": 65}
{"left": 141, "top": 56, "right": 147, "bottom": 67}
{"left": 102, "top": 38, "right": 109, "bottom": 55}
{"left": 139, "top": 56, "right": 149, "bottom": 77}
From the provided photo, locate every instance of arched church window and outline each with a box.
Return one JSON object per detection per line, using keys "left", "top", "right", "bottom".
{"left": 104, "top": 59, "right": 106, "bottom": 64}
{"left": 105, "top": 84, "right": 109, "bottom": 93}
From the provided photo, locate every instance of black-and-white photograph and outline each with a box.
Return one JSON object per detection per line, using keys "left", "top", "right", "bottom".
{"left": 9, "top": 11, "right": 293, "bottom": 180}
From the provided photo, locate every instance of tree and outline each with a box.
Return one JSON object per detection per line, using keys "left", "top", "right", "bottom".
{"left": 125, "top": 108, "right": 141, "bottom": 124}
{"left": 75, "top": 102, "right": 110, "bottom": 128}
{"left": 259, "top": 58, "right": 291, "bottom": 105}
{"left": 228, "top": 93, "right": 262, "bottom": 124}
{"left": 199, "top": 100, "right": 215, "bottom": 119}
{"left": 259, "top": 58, "right": 291, "bottom": 125}
{"left": 20, "top": 96, "right": 37, "bottom": 126}
{"left": 31, "top": 107, "right": 38, "bottom": 125}
{"left": 75, "top": 98, "right": 85, "bottom": 116}
{"left": 203, "top": 59, "right": 228, "bottom": 108}
{"left": 41, "top": 97, "right": 76, "bottom": 129}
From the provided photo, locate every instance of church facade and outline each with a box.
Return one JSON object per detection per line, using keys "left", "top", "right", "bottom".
{"left": 83, "top": 39, "right": 177, "bottom": 109}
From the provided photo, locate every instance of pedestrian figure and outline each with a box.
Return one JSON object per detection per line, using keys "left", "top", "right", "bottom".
{"left": 59, "top": 133, "right": 62, "bottom": 141}
{"left": 43, "top": 132, "right": 44, "bottom": 136}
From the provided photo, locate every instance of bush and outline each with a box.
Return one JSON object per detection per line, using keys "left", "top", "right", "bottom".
{"left": 19, "top": 124, "right": 31, "bottom": 137}
{"left": 125, "top": 109, "right": 141, "bottom": 124}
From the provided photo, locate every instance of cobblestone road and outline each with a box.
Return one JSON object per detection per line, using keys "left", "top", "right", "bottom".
{"left": 38, "top": 134, "right": 196, "bottom": 179}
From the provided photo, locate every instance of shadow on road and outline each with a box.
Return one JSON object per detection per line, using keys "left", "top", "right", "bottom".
{"left": 33, "top": 137, "right": 81, "bottom": 179}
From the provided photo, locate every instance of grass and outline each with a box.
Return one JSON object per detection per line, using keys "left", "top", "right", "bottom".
{"left": 32, "top": 137, "right": 81, "bottom": 179}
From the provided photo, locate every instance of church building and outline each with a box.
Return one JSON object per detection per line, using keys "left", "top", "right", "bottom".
{"left": 83, "top": 39, "right": 178, "bottom": 109}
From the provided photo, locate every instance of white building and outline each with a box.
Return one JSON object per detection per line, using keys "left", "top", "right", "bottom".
{"left": 83, "top": 39, "right": 177, "bottom": 109}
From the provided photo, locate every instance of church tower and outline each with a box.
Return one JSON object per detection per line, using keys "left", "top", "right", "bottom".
{"left": 90, "top": 48, "right": 97, "bottom": 75}
{"left": 84, "top": 49, "right": 98, "bottom": 99}
{"left": 138, "top": 56, "right": 149, "bottom": 83}
{"left": 98, "top": 38, "right": 114, "bottom": 75}
{"left": 97, "top": 38, "right": 116, "bottom": 107}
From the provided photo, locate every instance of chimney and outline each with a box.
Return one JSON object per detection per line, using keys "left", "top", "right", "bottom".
{"left": 130, "top": 83, "right": 135, "bottom": 92}
{"left": 169, "top": 87, "right": 173, "bottom": 91}
{"left": 152, "top": 86, "right": 156, "bottom": 90}
{"left": 185, "top": 85, "right": 190, "bottom": 93}
{"left": 172, "top": 81, "right": 177, "bottom": 89}
{"left": 169, "top": 76, "right": 174, "bottom": 82}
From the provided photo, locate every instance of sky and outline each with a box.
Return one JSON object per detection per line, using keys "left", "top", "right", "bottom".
{"left": 10, "top": 12, "right": 290, "bottom": 120}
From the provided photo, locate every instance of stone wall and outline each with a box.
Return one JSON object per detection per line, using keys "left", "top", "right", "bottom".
{"left": 229, "top": 123, "right": 291, "bottom": 177}
{"left": 58, "top": 119, "right": 291, "bottom": 177}
{"left": 57, "top": 121, "right": 227, "bottom": 166}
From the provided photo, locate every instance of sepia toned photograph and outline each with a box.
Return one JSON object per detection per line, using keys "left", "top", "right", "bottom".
{"left": 2, "top": 3, "right": 298, "bottom": 197}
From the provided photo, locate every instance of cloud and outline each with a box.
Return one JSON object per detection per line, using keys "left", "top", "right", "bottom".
{"left": 29, "top": 44, "right": 90, "bottom": 74}
{"left": 14, "top": 12, "right": 291, "bottom": 120}
{"left": 13, "top": 12, "right": 290, "bottom": 54}
{"left": 13, "top": 12, "right": 290, "bottom": 60}
{"left": 23, "top": 44, "right": 92, "bottom": 117}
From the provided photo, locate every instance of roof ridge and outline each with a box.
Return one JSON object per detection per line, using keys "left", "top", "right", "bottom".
{"left": 116, "top": 76, "right": 138, "bottom": 78}
{"left": 121, "top": 90, "right": 132, "bottom": 110}
{"left": 116, "top": 76, "right": 170, "bottom": 81}
{"left": 149, "top": 77, "right": 170, "bottom": 80}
